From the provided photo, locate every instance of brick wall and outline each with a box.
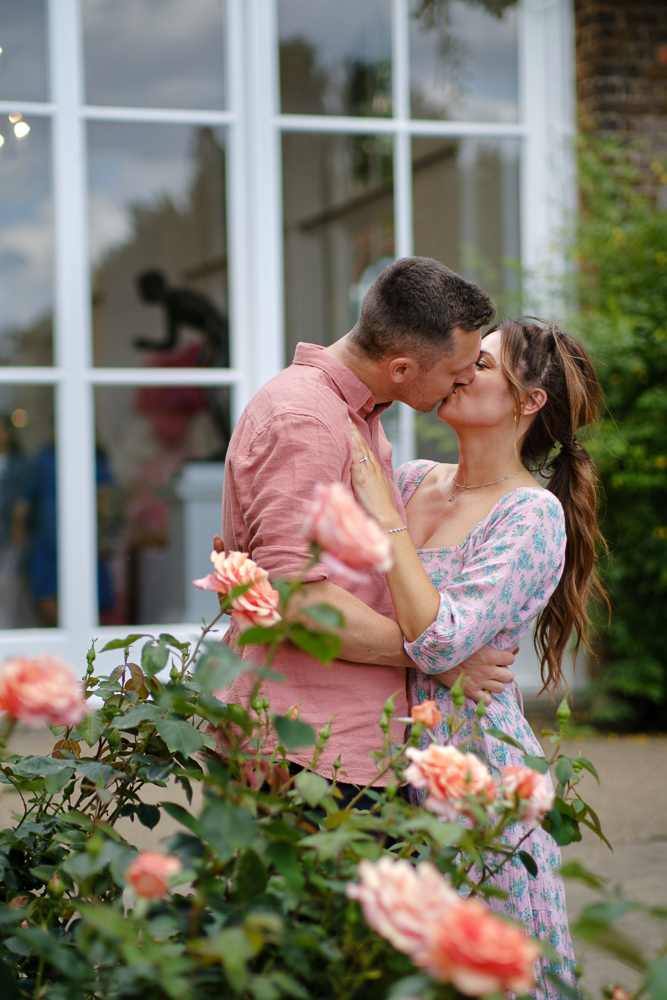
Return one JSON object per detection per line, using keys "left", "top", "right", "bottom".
{"left": 575, "top": 0, "right": 667, "bottom": 185}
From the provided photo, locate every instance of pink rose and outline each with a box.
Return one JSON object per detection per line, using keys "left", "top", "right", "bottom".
{"left": 302, "top": 483, "right": 393, "bottom": 582}
{"left": 500, "top": 765, "right": 555, "bottom": 827}
{"left": 193, "top": 550, "right": 281, "bottom": 631}
{"left": 126, "top": 851, "right": 182, "bottom": 898}
{"left": 419, "top": 896, "right": 540, "bottom": 995}
{"left": 0, "top": 655, "right": 88, "bottom": 728}
{"left": 411, "top": 700, "right": 442, "bottom": 729}
{"left": 404, "top": 745, "right": 496, "bottom": 820}
{"left": 346, "top": 858, "right": 459, "bottom": 963}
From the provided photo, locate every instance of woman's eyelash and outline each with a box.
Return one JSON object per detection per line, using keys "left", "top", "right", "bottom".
{"left": 475, "top": 360, "right": 487, "bottom": 369}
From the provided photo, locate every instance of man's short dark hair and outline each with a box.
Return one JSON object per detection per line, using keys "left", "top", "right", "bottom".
{"left": 350, "top": 257, "right": 495, "bottom": 361}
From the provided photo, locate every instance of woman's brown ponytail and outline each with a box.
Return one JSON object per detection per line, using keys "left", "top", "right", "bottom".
{"left": 496, "top": 318, "right": 608, "bottom": 693}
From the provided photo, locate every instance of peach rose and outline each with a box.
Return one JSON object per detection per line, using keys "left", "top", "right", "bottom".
{"left": 193, "top": 550, "right": 281, "bottom": 631}
{"left": 346, "top": 858, "right": 459, "bottom": 963}
{"left": 302, "top": 482, "right": 393, "bottom": 582}
{"left": 0, "top": 655, "right": 88, "bottom": 728}
{"left": 126, "top": 851, "right": 182, "bottom": 898}
{"left": 419, "top": 896, "right": 540, "bottom": 995}
{"left": 404, "top": 745, "right": 496, "bottom": 820}
{"left": 500, "top": 765, "right": 555, "bottom": 827}
{"left": 411, "top": 700, "right": 442, "bottom": 729}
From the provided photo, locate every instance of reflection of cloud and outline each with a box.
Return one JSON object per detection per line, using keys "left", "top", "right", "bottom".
{"left": 83, "top": 0, "right": 225, "bottom": 109}
{"left": 88, "top": 122, "right": 220, "bottom": 265}
{"left": 0, "top": 1, "right": 48, "bottom": 102}
{"left": 410, "top": 0, "right": 518, "bottom": 121}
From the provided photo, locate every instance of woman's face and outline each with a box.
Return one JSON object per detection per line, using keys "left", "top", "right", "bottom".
{"left": 436, "top": 329, "right": 517, "bottom": 431}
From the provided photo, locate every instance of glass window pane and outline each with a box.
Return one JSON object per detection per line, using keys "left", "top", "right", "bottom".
{"left": 83, "top": 0, "right": 226, "bottom": 110}
{"left": 94, "top": 385, "right": 229, "bottom": 626}
{"left": 0, "top": 116, "right": 53, "bottom": 365}
{"left": 0, "top": 385, "right": 57, "bottom": 627}
{"left": 283, "top": 132, "right": 394, "bottom": 362}
{"left": 412, "top": 135, "right": 520, "bottom": 461}
{"left": 0, "top": 1, "right": 48, "bottom": 103}
{"left": 279, "top": 0, "right": 392, "bottom": 117}
{"left": 410, "top": 0, "right": 518, "bottom": 122}
{"left": 88, "top": 122, "right": 230, "bottom": 390}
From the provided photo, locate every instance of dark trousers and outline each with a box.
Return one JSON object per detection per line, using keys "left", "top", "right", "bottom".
{"left": 288, "top": 762, "right": 409, "bottom": 813}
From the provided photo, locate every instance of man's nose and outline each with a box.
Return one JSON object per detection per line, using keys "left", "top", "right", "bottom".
{"left": 455, "top": 366, "right": 476, "bottom": 386}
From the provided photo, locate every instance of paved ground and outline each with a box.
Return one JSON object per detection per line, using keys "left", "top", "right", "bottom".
{"left": 2, "top": 726, "right": 666, "bottom": 997}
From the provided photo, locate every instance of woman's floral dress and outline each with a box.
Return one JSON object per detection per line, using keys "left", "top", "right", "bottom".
{"left": 396, "top": 460, "right": 577, "bottom": 999}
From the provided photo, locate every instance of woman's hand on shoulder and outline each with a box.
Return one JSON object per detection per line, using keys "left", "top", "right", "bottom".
{"left": 349, "top": 421, "right": 403, "bottom": 530}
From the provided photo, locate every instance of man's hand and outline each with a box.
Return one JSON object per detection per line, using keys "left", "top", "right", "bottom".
{"left": 431, "top": 645, "right": 516, "bottom": 705}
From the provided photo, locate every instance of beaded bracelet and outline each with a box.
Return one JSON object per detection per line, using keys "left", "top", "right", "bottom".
{"left": 386, "top": 525, "right": 408, "bottom": 534}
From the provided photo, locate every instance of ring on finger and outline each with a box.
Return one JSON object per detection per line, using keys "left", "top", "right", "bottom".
{"left": 358, "top": 457, "right": 368, "bottom": 464}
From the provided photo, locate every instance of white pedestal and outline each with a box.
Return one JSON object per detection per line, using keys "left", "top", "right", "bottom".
{"left": 173, "top": 461, "right": 225, "bottom": 624}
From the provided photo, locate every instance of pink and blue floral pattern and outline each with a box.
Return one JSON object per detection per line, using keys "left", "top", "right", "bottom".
{"left": 396, "top": 460, "right": 577, "bottom": 1000}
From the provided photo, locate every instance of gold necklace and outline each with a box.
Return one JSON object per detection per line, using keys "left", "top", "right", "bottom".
{"left": 448, "top": 470, "right": 525, "bottom": 503}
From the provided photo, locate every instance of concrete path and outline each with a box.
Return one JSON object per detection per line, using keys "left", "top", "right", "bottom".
{"left": 2, "top": 727, "right": 665, "bottom": 997}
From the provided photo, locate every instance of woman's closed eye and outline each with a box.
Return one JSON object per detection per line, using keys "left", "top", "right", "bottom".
{"left": 475, "top": 359, "right": 488, "bottom": 370}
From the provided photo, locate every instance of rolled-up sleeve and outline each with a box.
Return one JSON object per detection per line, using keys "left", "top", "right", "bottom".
{"left": 236, "top": 410, "right": 348, "bottom": 582}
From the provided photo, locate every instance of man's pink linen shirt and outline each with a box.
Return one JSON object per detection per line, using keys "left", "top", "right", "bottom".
{"left": 220, "top": 343, "right": 409, "bottom": 784}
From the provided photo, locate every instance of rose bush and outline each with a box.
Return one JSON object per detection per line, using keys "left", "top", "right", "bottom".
{"left": 0, "top": 483, "right": 657, "bottom": 999}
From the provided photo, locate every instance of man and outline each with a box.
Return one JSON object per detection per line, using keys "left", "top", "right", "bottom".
{"left": 219, "top": 257, "right": 515, "bottom": 793}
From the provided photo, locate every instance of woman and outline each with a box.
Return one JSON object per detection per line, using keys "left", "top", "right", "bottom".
{"left": 350, "top": 317, "right": 606, "bottom": 998}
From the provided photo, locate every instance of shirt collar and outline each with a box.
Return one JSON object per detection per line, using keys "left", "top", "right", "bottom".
{"left": 292, "top": 342, "right": 392, "bottom": 418}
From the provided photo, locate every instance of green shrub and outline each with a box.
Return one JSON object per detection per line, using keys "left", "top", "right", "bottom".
{"left": 570, "top": 137, "right": 667, "bottom": 727}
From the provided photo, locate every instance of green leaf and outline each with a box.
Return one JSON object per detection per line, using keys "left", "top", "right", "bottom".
{"left": 77, "top": 709, "right": 107, "bottom": 746}
{"left": 142, "top": 639, "right": 170, "bottom": 677}
{"left": 0, "top": 955, "right": 22, "bottom": 999}
{"left": 13, "top": 926, "right": 90, "bottom": 980}
{"left": 238, "top": 625, "right": 283, "bottom": 647}
{"left": 645, "top": 957, "right": 667, "bottom": 1000}
{"left": 194, "top": 643, "right": 249, "bottom": 692}
{"left": 573, "top": 755, "right": 600, "bottom": 782}
{"left": 44, "top": 768, "right": 74, "bottom": 794}
{"left": 485, "top": 727, "right": 528, "bottom": 752}
{"left": 100, "top": 634, "right": 146, "bottom": 652}
{"left": 159, "top": 633, "right": 191, "bottom": 655}
{"left": 288, "top": 624, "right": 341, "bottom": 665}
{"left": 294, "top": 770, "right": 329, "bottom": 807}
{"left": 12, "top": 756, "right": 72, "bottom": 777}
{"left": 78, "top": 902, "right": 135, "bottom": 941}
{"left": 226, "top": 702, "right": 254, "bottom": 737}
{"left": 233, "top": 848, "right": 267, "bottom": 901}
{"left": 272, "top": 714, "right": 316, "bottom": 750}
{"left": 522, "top": 754, "right": 549, "bottom": 774}
{"left": 200, "top": 799, "right": 257, "bottom": 861}
{"left": 555, "top": 757, "right": 575, "bottom": 785}
{"left": 161, "top": 801, "right": 201, "bottom": 835}
{"left": 136, "top": 803, "right": 161, "bottom": 829}
{"left": 559, "top": 860, "right": 606, "bottom": 890}
{"left": 302, "top": 604, "right": 344, "bottom": 630}
{"left": 75, "top": 760, "right": 115, "bottom": 787}
{"left": 517, "top": 850, "right": 538, "bottom": 878}
{"left": 196, "top": 692, "right": 229, "bottom": 723}
{"left": 120, "top": 703, "right": 162, "bottom": 729}
{"left": 155, "top": 718, "right": 204, "bottom": 758}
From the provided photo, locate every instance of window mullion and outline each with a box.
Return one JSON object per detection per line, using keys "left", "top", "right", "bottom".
{"left": 48, "top": 0, "right": 98, "bottom": 663}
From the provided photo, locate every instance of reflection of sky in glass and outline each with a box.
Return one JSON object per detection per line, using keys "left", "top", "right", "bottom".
{"left": 83, "top": 0, "right": 226, "bottom": 109}
{"left": 410, "top": 1, "right": 518, "bottom": 122}
{"left": 88, "top": 123, "right": 208, "bottom": 266}
{"left": 278, "top": 0, "right": 392, "bottom": 116}
{"left": 0, "top": 0, "right": 48, "bottom": 103}
{"left": 0, "top": 117, "right": 52, "bottom": 351}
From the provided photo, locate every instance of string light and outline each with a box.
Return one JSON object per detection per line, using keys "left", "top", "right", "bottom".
{"left": 14, "top": 122, "right": 30, "bottom": 139}
{"left": 0, "top": 136, "right": 4, "bottom": 149}
{"left": 8, "top": 113, "right": 22, "bottom": 124}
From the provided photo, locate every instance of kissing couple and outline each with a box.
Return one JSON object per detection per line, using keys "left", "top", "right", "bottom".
{"left": 217, "top": 256, "right": 603, "bottom": 995}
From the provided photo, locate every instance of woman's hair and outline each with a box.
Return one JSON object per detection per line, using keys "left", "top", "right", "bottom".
{"left": 496, "top": 317, "right": 608, "bottom": 694}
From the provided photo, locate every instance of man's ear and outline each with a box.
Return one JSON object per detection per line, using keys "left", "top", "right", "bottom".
{"left": 523, "top": 388, "right": 547, "bottom": 416}
{"left": 386, "top": 356, "right": 420, "bottom": 385}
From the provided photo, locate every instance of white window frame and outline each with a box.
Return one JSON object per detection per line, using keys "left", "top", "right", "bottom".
{"left": 0, "top": 0, "right": 575, "bottom": 681}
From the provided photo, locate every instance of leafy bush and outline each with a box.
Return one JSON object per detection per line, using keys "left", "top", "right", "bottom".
{"left": 570, "top": 138, "right": 667, "bottom": 727}
{"left": 0, "top": 546, "right": 610, "bottom": 999}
